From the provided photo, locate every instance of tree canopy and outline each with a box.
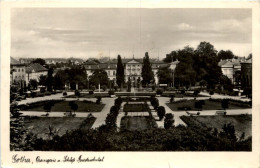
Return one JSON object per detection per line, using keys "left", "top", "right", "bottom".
{"left": 116, "top": 55, "right": 125, "bottom": 88}
{"left": 89, "top": 69, "right": 109, "bottom": 88}
{"left": 141, "top": 52, "right": 154, "bottom": 86}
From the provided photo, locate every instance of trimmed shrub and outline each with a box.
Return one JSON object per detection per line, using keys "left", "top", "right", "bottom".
{"left": 31, "top": 92, "right": 37, "bottom": 98}
{"left": 156, "top": 88, "right": 163, "bottom": 95}
{"left": 108, "top": 90, "right": 115, "bottom": 96}
{"left": 209, "top": 90, "right": 214, "bottom": 96}
{"left": 40, "top": 87, "right": 46, "bottom": 93}
{"left": 157, "top": 106, "right": 166, "bottom": 120}
{"left": 75, "top": 90, "right": 80, "bottom": 98}
{"left": 63, "top": 92, "right": 67, "bottom": 96}
{"left": 96, "top": 96, "right": 102, "bottom": 104}
{"left": 45, "top": 91, "right": 51, "bottom": 96}
{"left": 164, "top": 113, "right": 174, "bottom": 129}
{"left": 89, "top": 90, "right": 94, "bottom": 95}
{"left": 181, "top": 89, "right": 185, "bottom": 94}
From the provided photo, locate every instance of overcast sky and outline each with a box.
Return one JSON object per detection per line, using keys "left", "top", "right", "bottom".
{"left": 11, "top": 8, "right": 252, "bottom": 60}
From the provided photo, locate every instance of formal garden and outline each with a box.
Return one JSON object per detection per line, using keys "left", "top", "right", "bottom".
{"left": 20, "top": 98, "right": 105, "bottom": 112}
{"left": 166, "top": 98, "right": 252, "bottom": 111}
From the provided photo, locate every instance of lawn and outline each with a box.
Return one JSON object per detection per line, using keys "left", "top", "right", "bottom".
{"left": 182, "top": 115, "right": 252, "bottom": 138}
{"left": 166, "top": 99, "right": 250, "bottom": 111}
{"left": 123, "top": 103, "right": 149, "bottom": 112}
{"left": 23, "top": 116, "right": 96, "bottom": 140}
{"left": 65, "top": 93, "right": 110, "bottom": 98}
{"left": 120, "top": 116, "right": 157, "bottom": 131}
{"left": 23, "top": 100, "right": 105, "bottom": 112}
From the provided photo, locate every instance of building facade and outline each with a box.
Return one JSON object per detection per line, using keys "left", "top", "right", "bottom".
{"left": 218, "top": 58, "right": 246, "bottom": 85}
{"left": 83, "top": 58, "right": 168, "bottom": 85}
{"left": 25, "top": 63, "right": 48, "bottom": 84}
{"left": 11, "top": 57, "right": 26, "bottom": 85}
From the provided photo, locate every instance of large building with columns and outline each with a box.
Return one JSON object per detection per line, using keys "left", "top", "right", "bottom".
{"left": 83, "top": 57, "right": 169, "bottom": 85}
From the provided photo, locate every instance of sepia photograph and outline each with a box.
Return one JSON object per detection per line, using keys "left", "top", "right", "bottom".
{"left": 9, "top": 7, "right": 253, "bottom": 151}
{"left": 1, "top": 1, "right": 260, "bottom": 168}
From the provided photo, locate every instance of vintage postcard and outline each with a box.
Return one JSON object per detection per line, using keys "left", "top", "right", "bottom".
{"left": 1, "top": 1, "right": 260, "bottom": 168}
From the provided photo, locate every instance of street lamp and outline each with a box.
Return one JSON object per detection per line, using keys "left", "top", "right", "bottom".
{"left": 169, "top": 59, "right": 179, "bottom": 88}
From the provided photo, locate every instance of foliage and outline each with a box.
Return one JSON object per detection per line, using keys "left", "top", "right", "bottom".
{"left": 116, "top": 55, "right": 125, "bottom": 88}
{"left": 89, "top": 69, "right": 109, "bottom": 88}
{"left": 75, "top": 90, "right": 80, "bottom": 98}
{"left": 157, "top": 66, "right": 172, "bottom": 85}
{"left": 221, "top": 99, "right": 229, "bottom": 110}
{"left": 217, "top": 50, "right": 234, "bottom": 60}
{"left": 157, "top": 106, "right": 166, "bottom": 120}
{"left": 63, "top": 92, "right": 67, "bottom": 96}
{"left": 96, "top": 96, "right": 102, "bottom": 104}
{"left": 141, "top": 52, "right": 154, "bottom": 86}
{"left": 29, "top": 79, "right": 38, "bottom": 90}
{"left": 164, "top": 113, "right": 174, "bottom": 129}
{"left": 69, "top": 101, "right": 78, "bottom": 113}
{"left": 32, "top": 58, "right": 46, "bottom": 66}
{"left": 150, "top": 96, "right": 159, "bottom": 110}
{"left": 108, "top": 90, "right": 115, "bottom": 96}
{"left": 43, "top": 101, "right": 54, "bottom": 112}
{"left": 156, "top": 88, "right": 163, "bottom": 95}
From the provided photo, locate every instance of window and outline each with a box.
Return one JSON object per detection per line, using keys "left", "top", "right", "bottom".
{"left": 108, "top": 71, "right": 110, "bottom": 76}
{"left": 22, "top": 69, "right": 24, "bottom": 72}
{"left": 113, "top": 71, "right": 116, "bottom": 75}
{"left": 18, "top": 69, "right": 20, "bottom": 72}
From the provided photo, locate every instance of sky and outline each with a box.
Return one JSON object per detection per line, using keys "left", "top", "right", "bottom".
{"left": 11, "top": 8, "right": 252, "bottom": 60}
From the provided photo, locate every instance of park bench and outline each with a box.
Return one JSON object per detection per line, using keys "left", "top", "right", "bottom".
{"left": 215, "top": 110, "right": 227, "bottom": 115}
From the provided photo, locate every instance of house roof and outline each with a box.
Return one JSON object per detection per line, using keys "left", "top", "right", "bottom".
{"left": 11, "top": 57, "right": 22, "bottom": 65}
{"left": 26, "top": 63, "right": 48, "bottom": 73}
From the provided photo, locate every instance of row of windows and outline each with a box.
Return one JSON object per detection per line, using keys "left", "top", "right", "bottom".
{"left": 14, "top": 75, "right": 24, "bottom": 79}
{"left": 14, "top": 68, "right": 24, "bottom": 72}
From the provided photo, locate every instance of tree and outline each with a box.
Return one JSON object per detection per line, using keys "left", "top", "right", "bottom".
{"left": 141, "top": 52, "right": 154, "bottom": 87}
{"left": 32, "top": 58, "right": 46, "bottom": 66}
{"left": 157, "top": 66, "right": 172, "bottom": 85}
{"left": 127, "top": 77, "right": 131, "bottom": 92}
{"left": 157, "top": 106, "right": 166, "bottom": 120}
{"left": 116, "top": 55, "right": 124, "bottom": 88}
{"left": 247, "top": 53, "right": 252, "bottom": 60}
{"left": 194, "top": 42, "right": 222, "bottom": 89}
{"left": 217, "top": 50, "right": 234, "bottom": 60}
{"left": 164, "top": 113, "right": 174, "bottom": 129}
{"left": 29, "top": 79, "right": 38, "bottom": 90}
{"left": 38, "top": 75, "right": 47, "bottom": 86}
{"left": 89, "top": 69, "right": 109, "bottom": 88}
{"left": 46, "top": 68, "right": 54, "bottom": 92}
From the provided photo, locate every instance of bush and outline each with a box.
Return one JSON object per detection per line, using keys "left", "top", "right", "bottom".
{"left": 101, "top": 85, "right": 107, "bottom": 91}
{"left": 91, "top": 86, "right": 96, "bottom": 91}
{"left": 209, "top": 90, "right": 214, "bottom": 96}
{"left": 40, "top": 87, "right": 46, "bottom": 93}
{"left": 193, "top": 90, "right": 200, "bottom": 97}
{"left": 164, "top": 113, "right": 174, "bottom": 129}
{"left": 157, "top": 106, "right": 166, "bottom": 120}
{"left": 170, "top": 94, "right": 175, "bottom": 103}
{"left": 45, "top": 91, "right": 51, "bottom": 96}
{"left": 114, "top": 86, "right": 118, "bottom": 92}
{"left": 150, "top": 96, "right": 159, "bottom": 110}
{"left": 152, "top": 86, "right": 156, "bottom": 91}
{"left": 31, "top": 92, "right": 37, "bottom": 98}
{"left": 75, "top": 90, "right": 80, "bottom": 98}
{"left": 89, "top": 90, "right": 94, "bottom": 95}
{"left": 63, "top": 92, "right": 67, "bottom": 96}
{"left": 108, "top": 90, "right": 115, "bottom": 96}
{"left": 156, "top": 88, "right": 163, "bottom": 95}
{"left": 37, "top": 93, "right": 44, "bottom": 97}
{"left": 181, "top": 90, "right": 185, "bottom": 94}
{"left": 96, "top": 96, "right": 102, "bottom": 104}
